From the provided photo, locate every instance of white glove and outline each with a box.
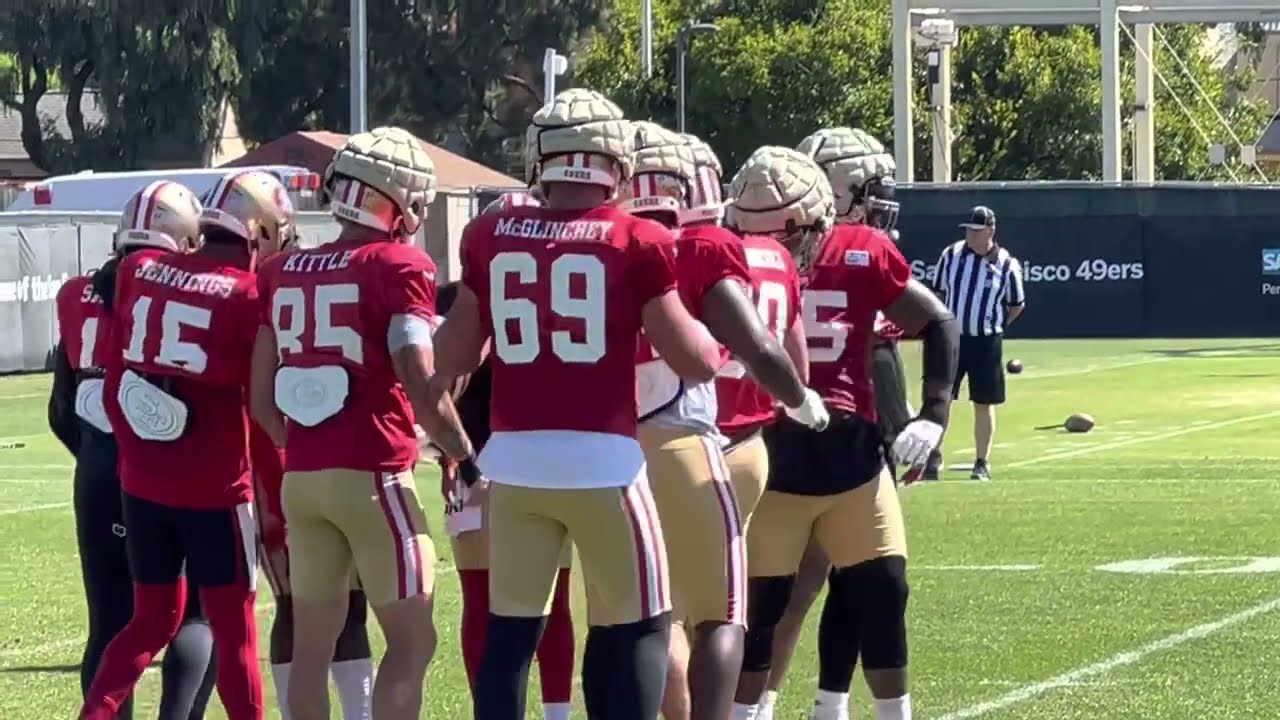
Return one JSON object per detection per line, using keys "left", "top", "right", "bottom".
{"left": 785, "top": 388, "right": 830, "bottom": 431}
{"left": 891, "top": 419, "right": 944, "bottom": 468}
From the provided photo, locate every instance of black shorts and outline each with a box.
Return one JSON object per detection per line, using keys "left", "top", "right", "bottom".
{"left": 123, "top": 492, "right": 257, "bottom": 591}
{"left": 763, "top": 410, "right": 886, "bottom": 496}
{"left": 953, "top": 334, "right": 1006, "bottom": 405}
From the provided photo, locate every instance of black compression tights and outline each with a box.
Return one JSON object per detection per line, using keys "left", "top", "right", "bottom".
{"left": 74, "top": 436, "right": 216, "bottom": 719}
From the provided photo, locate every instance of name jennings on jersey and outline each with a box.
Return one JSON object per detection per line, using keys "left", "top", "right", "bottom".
{"left": 135, "top": 259, "right": 239, "bottom": 299}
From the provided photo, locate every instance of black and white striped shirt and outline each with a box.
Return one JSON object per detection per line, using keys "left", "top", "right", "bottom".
{"left": 933, "top": 241, "right": 1026, "bottom": 336}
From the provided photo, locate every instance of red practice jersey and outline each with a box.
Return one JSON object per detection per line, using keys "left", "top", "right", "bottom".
{"left": 716, "top": 233, "right": 802, "bottom": 434}
{"left": 257, "top": 238, "right": 438, "bottom": 474}
{"left": 56, "top": 274, "right": 115, "bottom": 372}
{"left": 874, "top": 313, "right": 905, "bottom": 341}
{"left": 634, "top": 223, "right": 749, "bottom": 431}
{"left": 634, "top": 224, "right": 748, "bottom": 367}
{"left": 803, "top": 224, "right": 911, "bottom": 420}
{"left": 103, "top": 250, "right": 259, "bottom": 509}
{"left": 462, "top": 204, "right": 677, "bottom": 438}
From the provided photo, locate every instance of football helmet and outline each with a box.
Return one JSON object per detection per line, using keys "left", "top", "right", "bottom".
{"left": 529, "top": 88, "right": 634, "bottom": 192}
{"left": 114, "top": 180, "right": 203, "bottom": 255}
{"left": 797, "top": 127, "right": 899, "bottom": 232}
{"left": 200, "top": 170, "right": 297, "bottom": 257}
{"left": 480, "top": 190, "right": 542, "bottom": 216}
{"left": 682, "top": 133, "right": 726, "bottom": 225}
{"left": 324, "top": 126, "right": 437, "bottom": 238}
{"left": 726, "top": 146, "right": 835, "bottom": 272}
{"left": 616, "top": 121, "right": 697, "bottom": 219}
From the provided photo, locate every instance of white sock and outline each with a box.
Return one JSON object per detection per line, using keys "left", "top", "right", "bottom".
{"left": 270, "top": 663, "right": 292, "bottom": 720}
{"left": 731, "top": 703, "right": 759, "bottom": 720}
{"left": 811, "top": 689, "right": 850, "bottom": 720}
{"left": 758, "top": 689, "right": 778, "bottom": 720}
{"left": 330, "top": 658, "right": 374, "bottom": 720}
{"left": 543, "top": 702, "right": 572, "bottom": 720}
{"left": 873, "top": 694, "right": 912, "bottom": 720}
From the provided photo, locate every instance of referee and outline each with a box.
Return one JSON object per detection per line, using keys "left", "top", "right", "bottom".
{"left": 925, "top": 205, "right": 1025, "bottom": 480}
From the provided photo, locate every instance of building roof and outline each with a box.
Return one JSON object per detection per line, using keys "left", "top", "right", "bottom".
{"left": 0, "top": 92, "right": 106, "bottom": 160}
{"left": 223, "top": 130, "right": 520, "bottom": 189}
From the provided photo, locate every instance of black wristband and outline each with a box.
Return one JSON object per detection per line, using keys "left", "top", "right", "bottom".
{"left": 458, "top": 456, "right": 481, "bottom": 487}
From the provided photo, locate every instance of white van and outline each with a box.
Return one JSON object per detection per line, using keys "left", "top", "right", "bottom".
{"left": 3, "top": 165, "right": 323, "bottom": 213}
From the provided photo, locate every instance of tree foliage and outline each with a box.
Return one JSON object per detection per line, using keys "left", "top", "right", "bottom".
{"left": 236, "top": 0, "right": 606, "bottom": 169}
{"left": 0, "top": 0, "right": 267, "bottom": 173}
{"left": 575, "top": 0, "right": 1273, "bottom": 181}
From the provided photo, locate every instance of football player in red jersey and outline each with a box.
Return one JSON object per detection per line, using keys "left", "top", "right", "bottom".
{"left": 231, "top": 174, "right": 376, "bottom": 720}
{"left": 53, "top": 181, "right": 218, "bottom": 720}
{"left": 437, "top": 195, "right": 577, "bottom": 720}
{"left": 79, "top": 171, "right": 296, "bottom": 720}
{"left": 750, "top": 129, "right": 921, "bottom": 720}
{"left": 250, "top": 127, "right": 472, "bottom": 720}
{"left": 616, "top": 124, "right": 826, "bottom": 720}
{"left": 725, "top": 147, "right": 958, "bottom": 720}
{"left": 423, "top": 88, "right": 722, "bottom": 720}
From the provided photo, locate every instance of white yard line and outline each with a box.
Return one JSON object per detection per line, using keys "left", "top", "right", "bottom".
{"left": 915, "top": 564, "right": 1041, "bottom": 571}
{"left": 0, "top": 393, "right": 45, "bottom": 400}
{"left": 1004, "top": 411, "right": 1280, "bottom": 470}
{"left": 0, "top": 502, "right": 69, "bottom": 516}
{"left": 1007, "top": 357, "right": 1171, "bottom": 380}
{"left": 935, "top": 595, "right": 1280, "bottom": 720}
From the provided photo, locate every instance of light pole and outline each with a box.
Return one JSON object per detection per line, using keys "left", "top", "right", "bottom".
{"left": 676, "top": 21, "right": 719, "bottom": 134}
{"left": 349, "top": 0, "right": 367, "bottom": 133}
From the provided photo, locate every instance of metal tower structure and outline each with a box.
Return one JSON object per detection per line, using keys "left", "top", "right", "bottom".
{"left": 893, "top": 0, "right": 1280, "bottom": 182}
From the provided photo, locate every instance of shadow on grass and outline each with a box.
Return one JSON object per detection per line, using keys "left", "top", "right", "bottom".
{"left": 1144, "top": 343, "right": 1280, "bottom": 359}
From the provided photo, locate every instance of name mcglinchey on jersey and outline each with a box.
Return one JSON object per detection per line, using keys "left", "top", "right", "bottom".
{"left": 495, "top": 217, "right": 615, "bottom": 242}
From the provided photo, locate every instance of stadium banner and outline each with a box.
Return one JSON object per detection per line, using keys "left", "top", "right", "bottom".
{"left": 1143, "top": 215, "right": 1280, "bottom": 338}
{"left": 896, "top": 184, "right": 1280, "bottom": 339}
{"left": 0, "top": 221, "right": 81, "bottom": 372}
{"left": 897, "top": 216, "right": 1145, "bottom": 338}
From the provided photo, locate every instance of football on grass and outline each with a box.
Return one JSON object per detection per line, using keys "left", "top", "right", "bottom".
{"left": 1064, "top": 413, "right": 1095, "bottom": 433}
{"left": 1006, "top": 359, "right": 1023, "bottom": 374}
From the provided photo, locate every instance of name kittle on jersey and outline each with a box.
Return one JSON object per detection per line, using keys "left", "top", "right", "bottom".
{"left": 135, "top": 259, "right": 237, "bottom": 298}
{"left": 495, "top": 217, "right": 614, "bottom": 242}
{"left": 282, "top": 249, "right": 356, "bottom": 273}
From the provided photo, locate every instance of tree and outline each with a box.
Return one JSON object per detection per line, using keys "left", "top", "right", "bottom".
{"left": 0, "top": 0, "right": 269, "bottom": 173}
{"left": 574, "top": 0, "right": 1272, "bottom": 181}
{"left": 235, "top": 0, "right": 606, "bottom": 169}
{"left": 575, "top": 0, "right": 907, "bottom": 173}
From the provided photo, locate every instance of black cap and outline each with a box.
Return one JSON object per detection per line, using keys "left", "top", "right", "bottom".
{"left": 959, "top": 205, "right": 996, "bottom": 229}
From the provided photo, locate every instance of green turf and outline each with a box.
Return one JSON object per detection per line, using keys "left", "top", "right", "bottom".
{"left": 2, "top": 338, "right": 1279, "bottom": 718}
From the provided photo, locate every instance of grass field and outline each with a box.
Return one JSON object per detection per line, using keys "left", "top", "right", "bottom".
{"left": 2, "top": 338, "right": 1279, "bottom": 719}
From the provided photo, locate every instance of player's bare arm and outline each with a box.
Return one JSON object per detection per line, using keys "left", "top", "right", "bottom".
{"left": 783, "top": 315, "right": 810, "bottom": 385}
{"left": 884, "top": 278, "right": 959, "bottom": 427}
{"left": 391, "top": 324, "right": 474, "bottom": 463}
{"left": 249, "top": 326, "right": 288, "bottom": 447}
{"left": 643, "top": 291, "right": 722, "bottom": 382}
{"left": 432, "top": 283, "right": 487, "bottom": 381}
{"left": 702, "top": 278, "right": 807, "bottom": 408}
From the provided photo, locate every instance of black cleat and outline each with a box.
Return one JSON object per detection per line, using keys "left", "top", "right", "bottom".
{"left": 970, "top": 459, "right": 991, "bottom": 481}
{"left": 922, "top": 451, "right": 942, "bottom": 481}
